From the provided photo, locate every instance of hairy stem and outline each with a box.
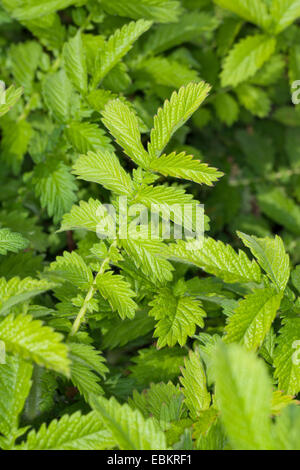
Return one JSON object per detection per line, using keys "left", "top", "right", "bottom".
{"left": 69, "top": 244, "right": 116, "bottom": 337}
{"left": 69, "top": 281, "right": 97, "bottom": 337}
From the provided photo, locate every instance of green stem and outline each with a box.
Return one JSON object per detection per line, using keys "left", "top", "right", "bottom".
{"left": 69, "top": 281, "right": 97, "bottom": 337}
{"left": 79, "top": 12, "right": 93, "bottom": 33}
{"left": 50, "top": 56, "right": 61, "bottom": 73}
{"left": 17, "top": 93, "right": 38, "bottom": 122}
{"left": 69, "top": 244, "right": 116, "bottom": 337}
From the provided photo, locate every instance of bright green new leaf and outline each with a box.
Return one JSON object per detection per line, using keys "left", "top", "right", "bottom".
{"left": 32, "top": 160, "right": 77, "bottom": 224}
{"left": 149, "top": 289, "right": 206, "bottom": 347}
{"left": 73, "top": 150, "right": 133, "bottom": 196}
{"left": 96, "top": 270, "right": 138, "bottom": 320}
{"left": 100, "top": 0, "right": 182, "bottom": 23}
{"left": 49, "top": 251, "right": 93, "bottom": 290}
{"left": 0, "top": 85, "right": 23, "bottom": 117}
{"left": 60, "top": 199, "right": 107, "bottom": 233}
{"left": 63, "top": 31, "right": 87, "bottom": 94}
{"left": 0, "top": 228, "right": 28, "bottom": 255}
{"left": 0, "top": 314, "right": 70, "bottom": 375}
{"left": 238, "top": 232, "right": 290, "bottom": 291}
{"left": 0, "top": 355, "right": 32, "bottom": 442}
{"left": 42, "top": 70, "right": 72, "bottom": 123}
{"left": 274, "top": 317, "right": 300, "bottom": 395}
{"left": 214, "top": 0, "right": 271, "bottom": 30}
{"left": 180, "top": 349, "right": 211, "bottom": 418}
{"left": 65, "top": 121, "right": 113, "bottom": 154}
{"left": 168, "top": 238, "right": 261, "bottom": 284}
{"left": 148, "top": 82, "right": 211, "bottom": 159}
{"left": 149, "top": 151, "right": 223, "bottom": 186}
{"left": 225, "top": 287, "right": 283, "bottom": 351}
{"left": 12, "top": 0, "right": 79, "bottom": 21}
{"left": 271, "top": 0, "right": 300, "bottom": 33}
{"left": 121, "top": 237, "right": 174, "bottom": 285}
{"left": 221, "top": 35, "right": 276, "bottom": 87}
{"left": 102, "top": 99, "right": 151, "bottom": 168}
{"left": 17, "top": 411, "right": 114, "bottom": 450}
{"left": 94, "top": 20, "right": 152, "bottom": 85}
{"left": 0, "top": 277, "right": 55, "bottom": 316}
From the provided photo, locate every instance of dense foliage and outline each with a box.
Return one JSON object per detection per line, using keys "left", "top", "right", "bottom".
{"left": 0, "top": 0, "right": 300, "bottom": 451}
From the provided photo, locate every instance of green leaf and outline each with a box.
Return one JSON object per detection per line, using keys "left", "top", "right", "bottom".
{"left": 9, "top": 40, "right": 42, "bottom": 93}
{"left": 257, "top": 187, "right": 300, "bottom": 235}
{"left": 96, "top": 270, "right": 138, "bottom": 320}
{"left": 49, "top": 251, "right": 93, "bottom": 290}
{"left": 0, "top": 314, "right": 70, "bottom": 375}
{"left": 251, "top": 53, "right": 286, "bottom": 85}
{"left": 65, "top": 121, "right": 113, "bottom": 154}
{"left": 101, "top": 311, "right": 155, "bottom": 350}
{"left": 135, "top": 185, "right": 205, "bottom": 239}
{"left": 69, "top": 343, "right": 108, "bottom": 401}
{"left": 238, "top": 232, "right": 290, "bottom": 291}
{"left": 0, "top": 228, "right": 29, "bottom": 255}
{"left": 17, "top": 411, "right": 114, "bottom": 450}
{"left": 136, "top": 183, "right": 194, "bottom": 206}
{"left": 0, "top": 277, "right": 55, "bottom": 316}
{"left": 73, "top": 150, "right": 133, "bottom": 196}
{"left": 121, "top": 237, "right": 174, "bottom": 285}
{"left": 148, "top": 82, "right": 211, "bottom": 159}
{"left": 180, "top": 349, "right": 211, "bottom": 418}
{"left": 42, "top": 70, "right": 72, "bottom": 123}
{"left": 213, "top": 93, "right": 239, "bottom": 127}
{"left": 271, "top": 0, "right": 300, "bottom": 33}
{"left": 94, "top": 20, "right": 152, "bottom": 85}
{"left": 143, "top": 12, "right": 218, "bottom": 55}
{"left": 214, "top": 0, "right": 271, "bottom": 30}
{"left": 274, "top": 317, "right": 300, "bottom": 395}
{"left": 235, "top": 84, "right": 271, "bottom": 118}
{"left": 24, "top": 11, "right": 65, "bottom": 51}
{"left": 134, "top": 184, "right": 199, "bottom": 232}
{"left": 271, "top": 405, "right": 300, "bottom": 450}
{"left": 291, "top": 265, "right": 300, "bottom": 293}
{"left": 100, "top": 0, "right": 182, "bottom": 23}
{"left": 236, "top": 129, "right": 275, "bottom": 176}
{"left": 87, "top": 89, "right": 117, "bottom": 113}
{"left": 271, "top": 390, "right": 296, "bottom": 416}
{"left": 221, "top": 35, "right": 276, "bottom": 87}
{"left": 63, "top": 31, "right": 87, "bottom": 94}
{"left": 129, "top": 382, "right": 183, "bottom": 425}
{"left": 0, "top": 85, "right": 23, "bottom": 117}
{"left": 168, "top": 238, "right": 261, "bottom": 284}
{"left": 194, "top": 409, "right": 225, "bottom": 450}
{"left": 0, "top": 355, "right": 32, "bottom": 442}
{"left": 90, "top": 395, "right": 167, "bottom": 450}
{"left": 149, "top": 289, "right": 206, "bottom": 347}
{"left": 1, "top": 119, "right": 33, "bottom": 174}
{"left": 130, "top": 346, "right": 186, "bottom": 385}
{"left": 213, "top": 342, "right": 273, "bottom": 450}
{"left": 12, "top": 0, "right": 79, "bottom": 21}
{"left": 225, "top": 288, "right": 283, "bottom": 351}
{"left": 149, "top": 151, "right": 223, "bottom": 186}
{"left": 32, "top": 160, "right": 77, "bottom": 223}
{"left": 139, "top": 56, "right": 200, "bottom": 89}
{"left": 102, "top": 99, "right": 151, "bottom": 168}
{"left": 59, "top": 199, "right": 106, "bottom": 233}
